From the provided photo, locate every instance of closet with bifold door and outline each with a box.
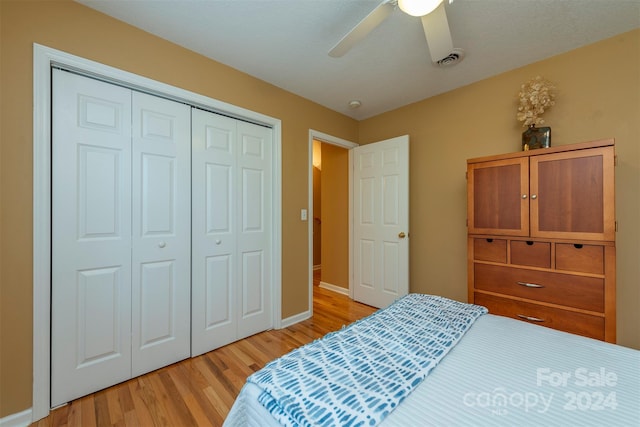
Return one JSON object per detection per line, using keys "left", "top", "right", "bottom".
{"left": 51, "top": 69, "right": 191, "bottom": 406}
{"left": 51, "top": 69, "right": 273, "bottom": 406}
{"left": 191, "top": 109, "right": 273, "bottom": 357}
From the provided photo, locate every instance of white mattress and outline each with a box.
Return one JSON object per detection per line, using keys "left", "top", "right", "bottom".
{"left": 224, "top": 314, "right": 640, "bottom": 426}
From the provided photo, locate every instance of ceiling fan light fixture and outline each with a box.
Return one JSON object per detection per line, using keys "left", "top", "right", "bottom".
{"left": 398, "top": 0, "right": 444, "bottom": 17}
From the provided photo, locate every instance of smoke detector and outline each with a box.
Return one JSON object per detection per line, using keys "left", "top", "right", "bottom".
{"left": 348, "top": 100, "right": 362, "bottom": 109}
{"left": 436, "top": 48, "right": 465, "bottom": 67}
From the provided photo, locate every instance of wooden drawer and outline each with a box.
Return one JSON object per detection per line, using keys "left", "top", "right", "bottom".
{"left": 556, "top": 244, "right": 604, "bottom": 274}
{"left": 510, "top": 240, "right": 551, "bottom": 268}
{"left": 475, "top": 293, "right": 604, "bottom": 340}
{"left": 474, "top": 263, "right": 604, "bottom": 312}
{"left": 474, "top": 238, "right": 506, "bottom": 263}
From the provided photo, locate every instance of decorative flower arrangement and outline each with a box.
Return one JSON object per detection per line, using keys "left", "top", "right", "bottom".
{"left": 516, "top": 76, "right": 556, "bottom": 127}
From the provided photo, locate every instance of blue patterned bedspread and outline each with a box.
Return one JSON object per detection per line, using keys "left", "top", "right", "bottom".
{"left": 246, "top": 293, "right": 488, "bottom": 427}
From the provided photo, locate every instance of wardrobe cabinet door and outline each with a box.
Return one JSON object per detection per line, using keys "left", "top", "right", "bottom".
{"left": 530, "top": 146, "right": 615, "bottom": 241}
{"left": 467, "top": 157, "right": 529, "bottom": 236}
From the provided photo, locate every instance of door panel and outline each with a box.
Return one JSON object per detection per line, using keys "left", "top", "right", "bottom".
{"left": 76, "top": 267, "right": 124, "bottom": 366}
{"left": 131, "top": 92, "right": 191, "bottom": 376}
{"left": 207, "top": 163, "right": 233, "bottom": 232}
{"left": 52, "top": 69, "right": 132, "bottom": 407}
{"left": 140, "top": 154, "right": 175, "bottom": 234}
{"left": 192, "top": 110, "right": 238, "bottom": 355}
{"left": 205, "top": 255, "right": 233, "bottom": 327}
{"left": 236, "top": 121, "right": 272, "bottom": 338}
{"left": 382, "top": 242, "right": 400, "bottom": 294}
{"left": 78, "top": 147, "right": 122, "bottom": 237}
{"left": 139, "top": 261, "right": 175, "bottom": 347}
{"left": 242, "top": 250, "right": 264, "bottom": 316}
{"left": 353, "top": 136, "right": 409, "bottom": 308}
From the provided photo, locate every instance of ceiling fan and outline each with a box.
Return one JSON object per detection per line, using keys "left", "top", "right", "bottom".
{"left": 329, "top": 0, "right": 458, "bottom": 64}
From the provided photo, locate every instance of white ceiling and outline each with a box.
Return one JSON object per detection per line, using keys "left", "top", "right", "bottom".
{"left": 77, "top": 0, "right": 640, "bottom": 120}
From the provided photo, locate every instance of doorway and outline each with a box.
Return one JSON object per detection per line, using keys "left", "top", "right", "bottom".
{"left": 308, "top": 132, "right": 410, "bottom": 311}
{"left": 308, "top": 131, "right": 358, "bottom": 313}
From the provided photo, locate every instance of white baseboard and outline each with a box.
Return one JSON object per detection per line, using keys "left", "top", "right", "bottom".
{"left": 319, "top": 281, "right": 349, "bottom": 296}
{"left": 280, "top": 309, "right": 311, "bottom": 328}
{"left": 0, "top": 409, "right": 32, "bottom": 427}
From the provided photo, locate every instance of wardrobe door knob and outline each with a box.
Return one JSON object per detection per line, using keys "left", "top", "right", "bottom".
{"left": 158, "top": 241, "right": 166, "bottom": 248}
{"left": 215, "top": 239, "right": 222, "bottom": 245}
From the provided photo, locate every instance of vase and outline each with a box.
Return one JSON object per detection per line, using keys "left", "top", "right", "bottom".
{"left": 522, "top": 124, "right": 551, "bottom": 151}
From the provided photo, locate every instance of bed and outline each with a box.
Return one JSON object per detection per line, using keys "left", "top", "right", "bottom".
{"left": 223, "top": 294, "right": 640, "bottom": 427}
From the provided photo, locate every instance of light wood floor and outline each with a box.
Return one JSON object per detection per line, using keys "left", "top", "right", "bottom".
{"left": 33, "top": 275, "right": 374, "bottom": 427}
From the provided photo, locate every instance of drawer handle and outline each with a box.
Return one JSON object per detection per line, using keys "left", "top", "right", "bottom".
{"left": 516, "top": 281, "right": 545, "bottom": 288}
{"left": 517, "top": 314, "right": 545, "bottom": 322}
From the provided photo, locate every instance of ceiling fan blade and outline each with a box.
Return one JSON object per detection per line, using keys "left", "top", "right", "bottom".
{"left": 420, "top": 2, "right": 453, "bottom": 63}
{"left": 329, "top": 1, "right": 395, "bottom": 58}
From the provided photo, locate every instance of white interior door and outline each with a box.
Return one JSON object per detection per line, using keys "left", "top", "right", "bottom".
{"left": 130, "top": 92, "right": 191, "bottom": 376}
{"left": 52, "top": 70, "right": 192, "bottom": 405}
{"left": 353, "top": 135, "right": 409, "bottom": 308}
{"left": 51, "top": 69, "right": 133, "bottom": 406}
{"left": 191, "top": 110, "right": 238, "bottom": 355}
{"left": 191, "top": 109, "right": 273, "bottom": 356}
{"left": 236, "top": 121, "right": 273, "bottom": 338}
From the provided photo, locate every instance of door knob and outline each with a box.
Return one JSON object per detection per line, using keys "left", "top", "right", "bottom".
{"left": 398, "top": 232, "right": 406, "bottom": 239}
{"left": 158, "top": 241, "right": 166, "bottom": 248}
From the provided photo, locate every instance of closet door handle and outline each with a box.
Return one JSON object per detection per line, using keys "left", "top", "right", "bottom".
{"left": 517, "top": 314, "right": 545, "bottom": 322}
{"left": 215, "top": 239, "right": 222, "bottom": 245}
{"left": 516, "top": 281, "right": 544, "bottom": 288}
{"left": 158, "top": 241, "right": 167, "bottom": 248}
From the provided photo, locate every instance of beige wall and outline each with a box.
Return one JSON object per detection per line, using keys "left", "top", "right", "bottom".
{"left": 320, "top": 143, "right": 350, "bottom": 289}
{"left": 312, "top": 166, "right": 322, "bottom": 266}
{"left": 1, "top": 0, "right": 638, "bottom": 418}
{"left": 0, "top": 0, "right": 358, "bottom": 417}
{"left": 359, "top": 29, "right": 640, "bottom": 350}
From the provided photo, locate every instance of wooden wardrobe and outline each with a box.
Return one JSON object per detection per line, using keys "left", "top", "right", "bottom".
{"left": 467, "top": 139, "right": 616, "bottom": 342}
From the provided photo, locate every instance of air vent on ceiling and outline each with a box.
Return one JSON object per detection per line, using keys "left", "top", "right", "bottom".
{"left": 436, "top": 48, "right": 465, "bottom": 67}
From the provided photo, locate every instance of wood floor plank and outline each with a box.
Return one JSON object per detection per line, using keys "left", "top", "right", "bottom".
{"left": 34, "top": 280, "right": 377, "bottom": 426}
{"left": 202, "top": 386, "right": 228, "bottom": 425}
{"left": 92, "top": 392, "right": 111, "bottom": 426}
{"left": 157, "top": 369, "right": 197, "bottom": 427}
{"left": 80, "top": 395, "right": 96, "bottom": 427}
{"left": 105, "top": 386, "right": 124, "bottom": 426}
{"left": 126, "top": 380, "right": 155, "bottom": 427}
{"left": 135, "top": 374, "right": 171, "bottom": 427}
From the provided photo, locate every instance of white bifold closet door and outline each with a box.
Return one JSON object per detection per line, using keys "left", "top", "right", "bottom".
{"left": 51, "top": 69, "right": 191, "bottom": 406}
{"left": 191, "top": 109, "right": 273, "bottom": 356}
